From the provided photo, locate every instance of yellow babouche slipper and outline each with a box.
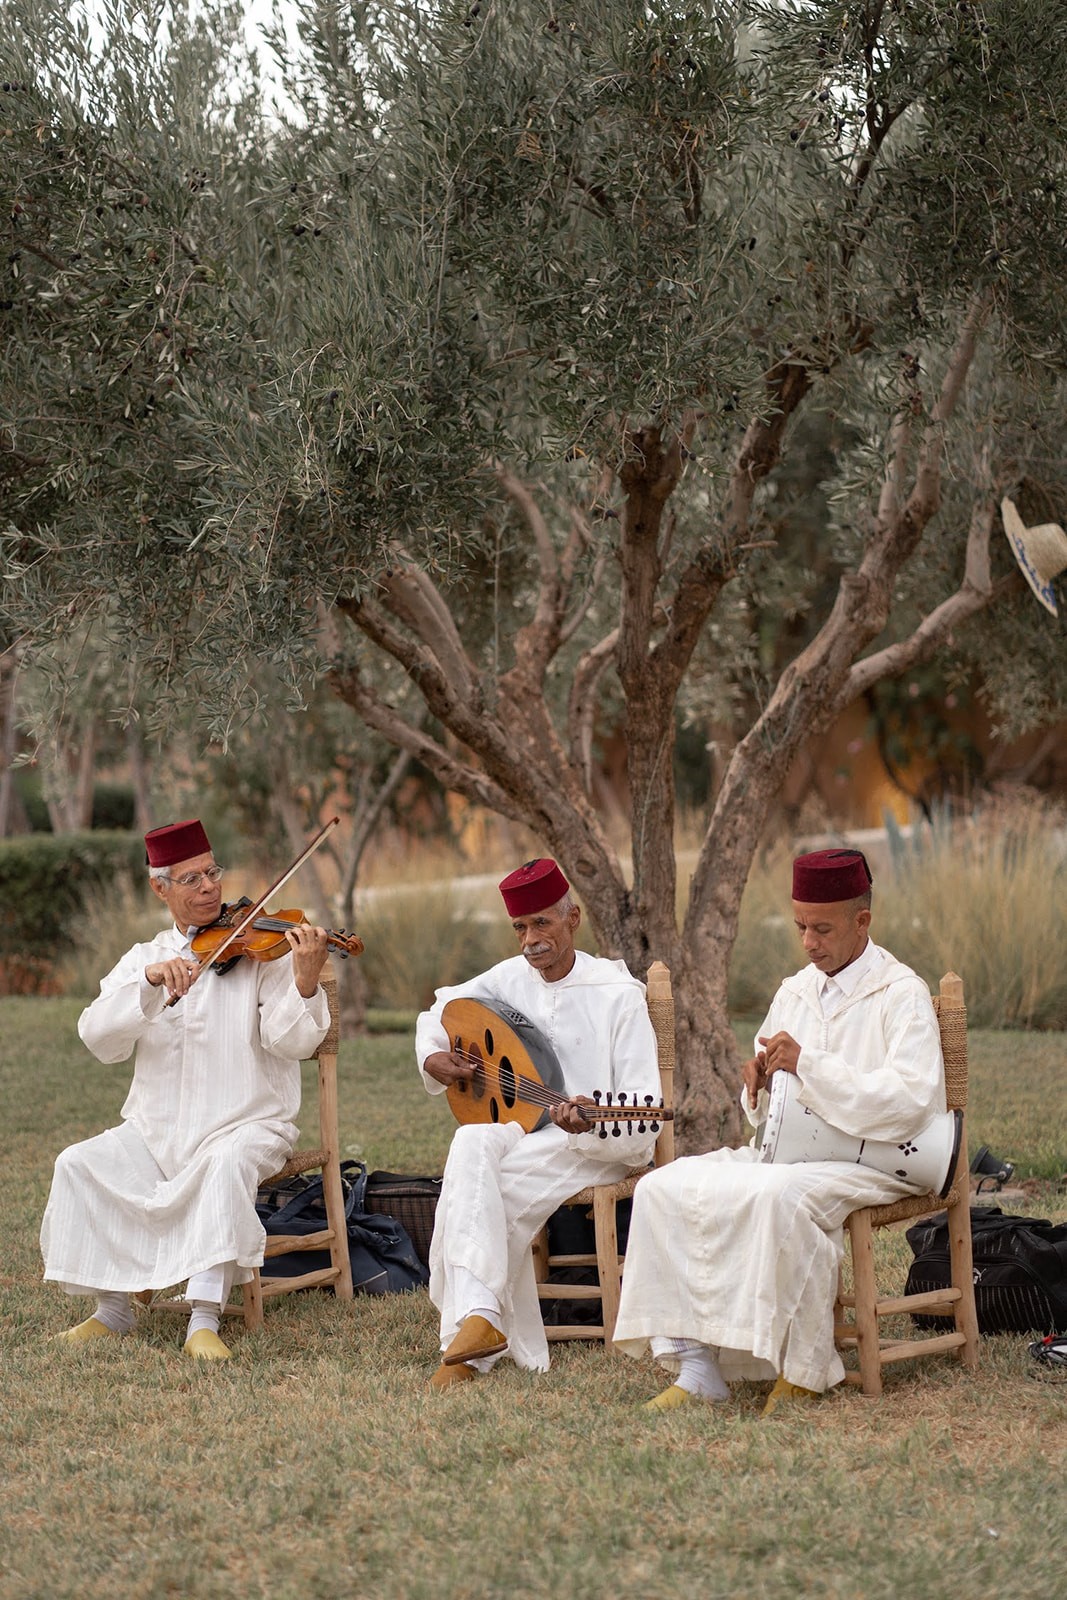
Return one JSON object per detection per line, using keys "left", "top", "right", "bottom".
{"left": 53, "top": 1315, "right": 122, "bottom": 1345}
{"left": 643, "top": 1383, "right": 699, "bottom": 1412}
{"left": 183, "top": 1329, "right": 233, "bottom": 1361}
{"left": 429, "top": 1360, "right": 479, "bottom": 1391}
{"left": 441, "top": 1315, "right": 507, "bottom": 1366}
{"left": 761, "top": 1376, "right": 820, "bottom": 1417}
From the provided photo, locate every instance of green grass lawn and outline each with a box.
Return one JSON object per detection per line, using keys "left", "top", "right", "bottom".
{"left": 1, "top": 998, "right": 1065, "bottom": 1600}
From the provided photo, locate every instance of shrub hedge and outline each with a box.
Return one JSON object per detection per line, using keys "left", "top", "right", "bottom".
{"left": 0, "top": 831, "right": 145, "bottom": 993}
{"left": 10, "top": 776, "right": 136, "bottom": 832}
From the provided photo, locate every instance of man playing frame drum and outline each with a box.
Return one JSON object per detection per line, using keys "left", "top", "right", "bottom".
{"left": 613, "top": 848, "right": 946, "bottom": 1416}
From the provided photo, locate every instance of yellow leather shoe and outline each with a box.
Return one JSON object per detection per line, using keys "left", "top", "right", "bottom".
{"left": 183, "top": 1329, "right": 232, "bottom": 1361}
{"left": 429, "top": 1360, "right": 479, "bottom": 1391}
{"left": 761, "top": 1376, "right": 820, "bottom": 1417}
{"left": 643, "top": 1383, "right": 697, "bottom": 1412}
{"left": 441, "top": 1315, "right": 507, "bottom": 1366}
{"left": 52, "top": 1315, "right": 122, "bottom": 1344}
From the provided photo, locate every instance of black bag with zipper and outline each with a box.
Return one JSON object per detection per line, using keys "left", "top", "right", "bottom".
{"left": 256, "top": 1160, "right": 428, "bottom": 1295}
{"left": 905, "top": 1206, "right": 1067, "bottom": 1335}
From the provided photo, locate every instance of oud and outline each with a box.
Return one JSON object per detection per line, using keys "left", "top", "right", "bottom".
{"left": 441, "top": 997, "right": 671, "bottom": 1138}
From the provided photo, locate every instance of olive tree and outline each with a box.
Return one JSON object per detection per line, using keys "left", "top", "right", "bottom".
{"left": 4, "top": 1, "right": 1067, "bottom": 1144}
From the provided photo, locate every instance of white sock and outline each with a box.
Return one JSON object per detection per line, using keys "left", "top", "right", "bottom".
{"left": 187, "top": 1301, "right": 222, "bottom": 1339}
{"left": 93, "top": 1292, "right": 135, "bottom": 1335}
{"left": 675, "top": 1346, "right": 731, "bottom": 1402}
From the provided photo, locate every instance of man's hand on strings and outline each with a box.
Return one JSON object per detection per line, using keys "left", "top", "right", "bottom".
{"left": 424, "top": 1050, "right": 475, "bottom": 1087}
{"left": 550, "top": 1095, "right": 595, "bottom": 1134}
{"left": 285, "top": 922, "right": 331, "bottom": 998}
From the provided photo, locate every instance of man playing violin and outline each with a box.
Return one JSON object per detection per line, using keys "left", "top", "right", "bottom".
{"left": 40, "top": 818, "right": 331, "bottom": 1359}
{"left": 416, "top": 858, "right": 661, "bottom": 1388}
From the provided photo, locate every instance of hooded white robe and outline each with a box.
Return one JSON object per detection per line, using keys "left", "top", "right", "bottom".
{"left": 416, "top": 950, "right": 660, "bottom": 1371}
{"left": 40, "top": 922, "right": 329, "bottom": 1295}
{"left": 612, "top": 941, "right": 945, "bottom": 1392}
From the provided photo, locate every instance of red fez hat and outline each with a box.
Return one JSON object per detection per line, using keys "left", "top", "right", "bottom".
{"left": 499, "top": 858, "right": 570, "bottom": 917}
{"left": 144, "top": 819, "right": 212, "bottom": 868}
{"left": 792, "top": 848, "right": 872, "bottom": 903}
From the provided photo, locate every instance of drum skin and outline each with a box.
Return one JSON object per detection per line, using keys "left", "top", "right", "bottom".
{"left": 759, "top": 1071, "right": 962, "bottom": 1198}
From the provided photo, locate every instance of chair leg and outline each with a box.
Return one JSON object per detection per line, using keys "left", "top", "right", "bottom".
{"left": 531, "top": 1224, "right": 550, "bottom": 1283}
{"left": 848, "top": 1210, "right": 883, "bottom": 1398}
{"left": 243, "top": 1270, "right": 264, "bottom": 1332}
{"left": 317, "top": 1054, "right": 354, "bottom": 1301}
{"left": 946, "top": 1157, "right": 979, "bottom": 1372}
{"left": 592, "top": 1186, "right": 621, "bottom": 1344}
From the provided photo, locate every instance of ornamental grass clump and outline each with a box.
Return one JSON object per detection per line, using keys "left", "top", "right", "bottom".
{"left": 878, "top": 794, "right": 1067, "bottom": 1031}
{"left": 356, "top": 880, "right": 515, "bottom": 1013}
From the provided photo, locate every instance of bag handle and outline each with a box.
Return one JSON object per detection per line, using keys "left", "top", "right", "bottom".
{"left": 266, "top": 1161, "right": 367, "bottom": 1229}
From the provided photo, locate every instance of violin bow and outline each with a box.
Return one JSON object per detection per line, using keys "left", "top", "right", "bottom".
{"left": 164, "top": 815, "right": 341, "bottom": 1007}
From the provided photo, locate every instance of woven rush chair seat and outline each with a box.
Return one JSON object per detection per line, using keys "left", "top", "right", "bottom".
{"left": 533, "top": 960, "right": 676, "bottom": 1344}
{"left": 834, "top": 971, "right": 979, "bottom": 1396}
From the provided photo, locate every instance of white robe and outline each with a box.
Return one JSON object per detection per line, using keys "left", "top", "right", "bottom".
{"left": 40, "top": 923, "right": 330, "bottom": 1294}
{"left": 417, "top": 951, "right": 661, "bottom": 1370}
{"left": 612, "top": 942, "right": 945, "bottom": 1392}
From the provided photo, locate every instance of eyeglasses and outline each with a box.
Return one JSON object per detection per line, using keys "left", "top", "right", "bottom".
{"left": 158, "top": 865, "right": 225, "bottom": 889}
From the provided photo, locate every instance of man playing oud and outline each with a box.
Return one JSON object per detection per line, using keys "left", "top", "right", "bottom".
{"left": 416, "top": 858, "right": 660, "bottom": 1388}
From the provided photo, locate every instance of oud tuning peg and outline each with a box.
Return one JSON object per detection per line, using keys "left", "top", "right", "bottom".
{"left": 598, "top": 1126, "right": 608, "bottom": 1140}
{"left": 593, "top": 1090, "right": 603, "bottom": 1105}
{"left": 611, "top": 1123, "right": 621, "bottom": 1137}
{"left": 644, "top": 1095, "right": 654, "bottom": 1107}
{"left": 637, "top": 1120, "right": 647, "bottom": 1134}
{"left": 650, "top": 1119, "right": 660, "bottom": 1132}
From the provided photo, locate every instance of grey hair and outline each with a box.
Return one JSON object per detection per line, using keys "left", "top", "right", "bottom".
{"left": 552, "top": 891, "right": 578, "bottom": 916}
{"left": 148, "top": 865, "right": 170, "bottom": 881}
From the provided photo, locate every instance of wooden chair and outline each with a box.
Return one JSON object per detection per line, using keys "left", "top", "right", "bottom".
{"left": 239, "top": 965, "right": 354, "bottom": 1328}
{"left": 532, "top": 960, "right": 675, "bottom": 1344}
{"left": 834, "top": 971, "right": 979, "bottom": 1396}
{"left": 142, "top": 965, "right": 354, "bottom": 1331}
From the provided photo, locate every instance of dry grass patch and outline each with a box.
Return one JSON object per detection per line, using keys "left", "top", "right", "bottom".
{"left": 2, "top": 997, "right": 1065, "bottom": 1600}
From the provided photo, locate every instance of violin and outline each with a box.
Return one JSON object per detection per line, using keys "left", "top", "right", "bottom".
{"left": 163, "top": 816, "right": 356, "bottom": 1007}
{"left": 192, "top": 898, "right": 364, "bottom": 973}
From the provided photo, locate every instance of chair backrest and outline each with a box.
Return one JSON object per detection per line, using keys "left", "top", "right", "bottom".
{"left": 315, "top": 967, "right": 340, "bottom": 1060}
{"left": 934, "top": 971, "right": 968, "bottom": 1112}
{"left": 646, "top": 960, "right": 675, "bottom": 1167}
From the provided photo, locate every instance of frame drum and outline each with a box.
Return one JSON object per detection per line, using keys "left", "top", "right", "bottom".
{"left": 758, "top": 1072, "right": 962, "bottom": 1199}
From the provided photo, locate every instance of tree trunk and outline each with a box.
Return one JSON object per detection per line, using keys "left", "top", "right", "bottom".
{"left": 125, "top": 720, "right": 153, "bottom": 835}
{"left": 0, "top": 648, "right": 25, "bottom": 837}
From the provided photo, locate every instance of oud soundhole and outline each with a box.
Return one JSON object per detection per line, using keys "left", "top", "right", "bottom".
{"left": 484, "top": 1027, "right": 495, "bottom": 1056}
{"left": 498, "top": 1055, "right": 517, "bottom": 1108}
{"left": 458, "top": 1037, "right": 485, "bottom": 1100}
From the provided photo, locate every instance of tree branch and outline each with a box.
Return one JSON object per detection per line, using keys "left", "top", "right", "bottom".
{"left": 328, "top": 656, "right": 521, "bottom": 820}
{"left": 379, "top": 557, "right": 479, "bottom": 703}
{"left": 567, "top": 628, "right": 619, "bottom": 795}
{"left": 842, "top": 492, "right": 997, "bottom": 703}
{"left": 496, "top": 468, "right": 564, "bottom": 671}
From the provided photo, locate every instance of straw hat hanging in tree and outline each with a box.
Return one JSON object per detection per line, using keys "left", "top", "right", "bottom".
{"left": 1001, "top": 496, "right": 1067, "bottom": 617}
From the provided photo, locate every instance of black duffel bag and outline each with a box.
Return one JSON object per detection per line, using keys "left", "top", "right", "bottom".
{"left": 256, "top": 1160, "right": 428, "bottom": 1295}
{"left": 905, "top": 1206, "right": 1067, "bottom": 1335}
